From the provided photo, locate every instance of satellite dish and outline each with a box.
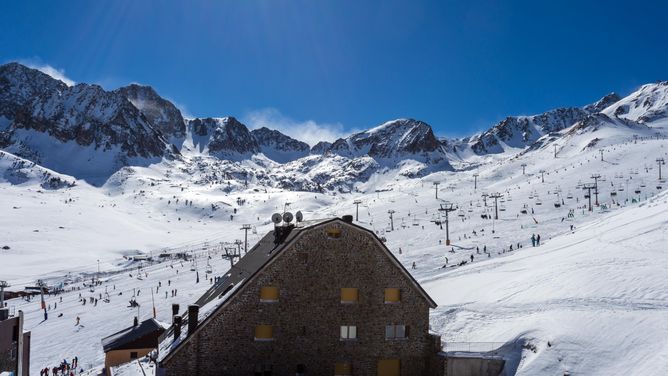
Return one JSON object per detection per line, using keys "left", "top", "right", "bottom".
{"left": 295, "top": 211, "right": 303, "bottom": 222}
{"left": 271, "top": 213, "right": 282, "bottom": 224}
{"left": 283, "top": 212, "right": 294, "bottom": 223}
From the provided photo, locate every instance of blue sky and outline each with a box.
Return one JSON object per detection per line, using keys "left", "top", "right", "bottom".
{"left": 1, "top": 0, "right": 666, "bottom": 143}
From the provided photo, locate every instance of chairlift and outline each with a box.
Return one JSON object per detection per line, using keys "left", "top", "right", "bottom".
{"left": 554, "top": 202, "right": 561, "bottom": 208}
{"left": 499, "top": 205, "right": 507, "bottom": 212}
{"left": 206, "top": 264, "right": 213, "bottom": 274}
{"left": 457, "top": 210, "right": 465, "bottom": 217}
{"left": 610, "top": 191, "right": 617, "bottom": 197}
{"left": 535, "top": 199, "right": 542, "bottom": 206}
{"left": 566, "top": 193, "right": 573, "bottom": 199}
{"left": 634, "top": 189, "right": 641, "bottom": 194}
{"left": 520, "top": 209, "right": 528, "bottom": 214}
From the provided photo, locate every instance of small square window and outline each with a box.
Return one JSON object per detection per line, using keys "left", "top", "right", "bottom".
{"left": 335, "top": 363, "right": 352, "bottom": 375}
{"left": 326, "top": 227, "right": 342, "bottom": 238}
{"left": 260, "top": 286, "right": 279, "bottom": 302}
{"left": 384, "top": 288, "right": 400, "bottom": 303}
{"left": 255, "top": 325, "right": 274, "bottom": 341}
{"left": 340, "top": 288, "right": 358, "bottom": 303}
{"left": 340, "top": 325, "right": 357, "bottom": 340}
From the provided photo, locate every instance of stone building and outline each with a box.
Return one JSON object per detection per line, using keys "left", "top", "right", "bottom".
{"left": 0, "top": 308, "right": 30, "bottom": 376}
{"left": 158, "top": 216, "right": 443, "bottom": 376}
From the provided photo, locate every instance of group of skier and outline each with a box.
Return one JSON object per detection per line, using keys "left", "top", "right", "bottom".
{"left": 39, "top": 356, "right": 79, "bottom": 376}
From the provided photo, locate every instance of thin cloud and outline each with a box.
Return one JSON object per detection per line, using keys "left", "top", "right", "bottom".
{"left": 242, "top": 108, "right": 355, "bottom": 146}
{"left": 26, "top": 63, "right": 76, "bottom": 87}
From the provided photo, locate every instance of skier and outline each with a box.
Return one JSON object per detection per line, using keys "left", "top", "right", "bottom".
{"left": 411, "top": 262, "right": 416, "bottom": 269}
{"left": 470, "top": 254, "right": 474, "bottom": 262}
{"left": 531, "top": 234, "right": 536, "bottom": 247}
{"left": 536, "top": 234, "right": 541, "bottom": 246}
{"left": 75, "top": 316, "right": 80, "bottom": 326}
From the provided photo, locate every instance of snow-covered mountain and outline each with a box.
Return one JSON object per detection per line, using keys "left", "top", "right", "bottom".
{"left": 326, "top": 118, "right": 448, "bottom": 161}
{"left": 0, "top": 63, "right": 174, "bottom": 184}
{"left": 115, "top": 83, "right": 187, "bottom": 142}
{"left": 601, "top": 81, "right": 668, "bottom": 123}
{"left": 186, "top": 117, "right": 260, "bottom": 159}
{"left": 1, "top": 61, "right": 667, "bottom": 191}
{"left": 250, "top": 126, "right": 310, "bottom": 163}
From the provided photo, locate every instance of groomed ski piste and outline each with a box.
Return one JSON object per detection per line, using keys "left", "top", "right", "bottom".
{"left": 2, "top": 123, "right": 668, "bottom": 375}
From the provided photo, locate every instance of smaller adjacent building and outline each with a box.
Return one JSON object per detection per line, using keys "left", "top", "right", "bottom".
{"left": 0, "top": 308, "right": 30, "bottom": 376}
{"left": 101, "top": 318, "right": 166, "bottom": 374}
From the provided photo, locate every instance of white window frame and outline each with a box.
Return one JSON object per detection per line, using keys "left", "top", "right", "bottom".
{"left": 385, "top": 324, "right": 407, "bottom": 339}
{"left": 340, "top": 325, "right": 357, "bottom": 340}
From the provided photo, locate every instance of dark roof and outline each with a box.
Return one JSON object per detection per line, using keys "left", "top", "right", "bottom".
{"left": 194, "top": 222, "right": 304, "bottom": 307}
{"left": 102, "top": 318, "right": 166, "bottom": 352}
{"left": 160, "top": 217, "right": 437, "bottom": 363}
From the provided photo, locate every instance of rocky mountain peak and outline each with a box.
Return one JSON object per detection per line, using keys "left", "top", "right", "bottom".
{"left": 328, "top": 118, "right": 442, "bottom": 159}
{"left": 187, "top": 117, "right": 260, "bottom": 157}
{"left": 250, "top": 127, "right": 310, "bottom": 163}
{"left": 115, "top": 84, "right": 186, "bottom": 140}
{"left": 583, "top": 93, "right": 622, "bottom": 114}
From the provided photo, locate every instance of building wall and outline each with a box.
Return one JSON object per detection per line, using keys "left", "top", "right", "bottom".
{"left": 163, "top": 221, "right": 439, "bottom": 376}
{"left": 0, "top": 316, "right": 30, "bottom": 376}
{"left": 105, "top": 348, "right": 154, "bottom": 373}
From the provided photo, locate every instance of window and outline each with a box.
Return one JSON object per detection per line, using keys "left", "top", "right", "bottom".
{"left": 335, "top": 363, "right": 352, "bottom": 375}
{"left": 377, "top": 359, "right": 400, "bottom": 376}
{"left": 384, "top": 288, "right": 400, "bottom": 303}
{"left": 385, "top": 325, "right": 407, "bottom": 339}
{"left": 326, "top": 227, "right": 342, "bottom": 238}
{"left": 340, "top": 288, "right": 358, "bottom": 303}
{"left": 130, "top": 351, "right": 138, "bottom": 359}
{"left": 255, "top": 325, "right": 273, "bottom": 341}
{"left": 340, "top": 325, "right": 357, "bottom": 340}
{"left": 260, "top": 286, "right": 279, "bottom": 302}
{"left": 254, "top": 365, "right": 273, "bottom": 376}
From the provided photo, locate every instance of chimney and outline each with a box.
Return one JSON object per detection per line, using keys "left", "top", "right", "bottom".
{"left": 187, "top": 304, "right": 199, "bottom": 336}
{"left": 173, "top": 315, "right": 182, "bottom": 341}
{"left": 341, "top": 215, "right": 353, "bottom": 223}
{"left": 171, "top": 303, "right": 180, "bottom": 322}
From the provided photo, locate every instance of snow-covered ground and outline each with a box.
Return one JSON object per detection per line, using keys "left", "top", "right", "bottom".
{"left": 2, "top": 126, "right": 668, "bottom": 374}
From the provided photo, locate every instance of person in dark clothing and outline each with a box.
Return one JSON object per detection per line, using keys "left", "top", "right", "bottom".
{"left": 531, "top": 234, "right": 536, "bottom": 247}
{"left": 536, "top": 234, "right": 541, "bottom": 246}
{"left": 470, "top": 254, "right": 474, "bottom": 262}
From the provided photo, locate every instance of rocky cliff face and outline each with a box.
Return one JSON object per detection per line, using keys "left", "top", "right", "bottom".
{"left": 326, "top": 118, "right": 448, "bottom": 162}
{"left": 187, "top": 117, "right": 260, "bottom": 158}
{"left": 601, "top": 81, "right": 668, "bottom": 123}
{"left": 250, "top": 127, "right": 310, "bottom": 163}
{"left": 115, "top": 84, "right": 187, "bottom": 140}
{"left": 0, "top": 63, "right": 173, "bottom": 183}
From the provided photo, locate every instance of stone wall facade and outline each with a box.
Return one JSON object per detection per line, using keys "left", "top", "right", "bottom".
{"left": 162, "top": 220, "right": 441, "bottom": 375}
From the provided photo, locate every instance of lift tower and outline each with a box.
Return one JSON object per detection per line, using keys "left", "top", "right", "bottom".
{"left": 489, "top": 193, "right": 503, "bottom": 220}
{"left": 353, "top": 199, "right": 362, "bottom": 221}
{"left": 591, "top": 174, "right": 601, "bottom": 206}
{"left": 438, "top": 202, "right": 457, "bottom": 246}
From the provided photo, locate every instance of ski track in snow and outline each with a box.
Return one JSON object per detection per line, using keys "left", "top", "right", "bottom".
{"left": 1, "top": 129, "right": 668, "bottom": 374}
